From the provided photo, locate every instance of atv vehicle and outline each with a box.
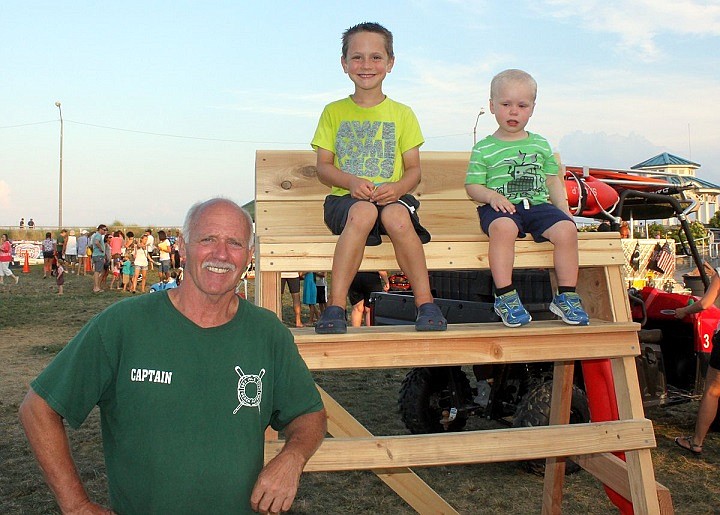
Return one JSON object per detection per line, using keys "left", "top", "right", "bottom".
{"left": 371, "top": 178, "right": 720, "bottom": 472}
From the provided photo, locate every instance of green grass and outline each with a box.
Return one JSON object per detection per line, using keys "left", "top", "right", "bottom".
{"left": 2, "top": 269, "right": 719, "bottom": 513}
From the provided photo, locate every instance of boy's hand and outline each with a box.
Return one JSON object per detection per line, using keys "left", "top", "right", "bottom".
{"left": 489, "top": 193, "right": 516, "bottom": 213}
{"left": 348, "top": 177, "right": 376, "bottom": 200}
{"left": 371, "top": 183, "right": 402, "bottom": 206}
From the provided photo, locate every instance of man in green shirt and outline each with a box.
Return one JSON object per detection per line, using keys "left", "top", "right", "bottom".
{"left": 20, "top": 198, "right": 326, "bottom": 514}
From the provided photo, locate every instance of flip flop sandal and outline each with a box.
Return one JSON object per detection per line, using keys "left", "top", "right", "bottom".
{"left": 315, "top": 306, "right": 347, "bottom": 334}
{"left": 674, "top": 436, "right": 702, "bottom": 456}
{"left": 415, "top": 302, "right": 447, "bottom": 331}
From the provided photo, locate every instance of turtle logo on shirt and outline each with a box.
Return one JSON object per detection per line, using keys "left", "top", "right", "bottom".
{"left": 233, "top": 366, "right": 265, "bottom": 414}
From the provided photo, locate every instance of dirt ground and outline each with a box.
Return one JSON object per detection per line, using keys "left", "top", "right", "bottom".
{"left": 2, "top": 267, "right": 719, "bottom": 513}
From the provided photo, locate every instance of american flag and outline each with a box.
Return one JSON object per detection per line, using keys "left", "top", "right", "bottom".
{"left": 654, "top": 242, "right": 675, "bottom": 274}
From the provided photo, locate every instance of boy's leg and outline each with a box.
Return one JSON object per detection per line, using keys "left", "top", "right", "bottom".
{"left": 381, "top": 205, "right": 446, "bottom": 331}
{"left": 486, "top": 217, "right": 532, "bottom": 327}
{"left": 380, "top": 204, "right": 433, "bottom": 306}
{"left": 327, "top": 201, "right": 377, "bottom": 308}
{"left": 543, "top": 219, "right": 588, "bottom": 325}
{"left": 542, "top": 220, "right": 579, "bottom": 287}
{"left": 487, "top": 218, "right": 519, "bottom": 289}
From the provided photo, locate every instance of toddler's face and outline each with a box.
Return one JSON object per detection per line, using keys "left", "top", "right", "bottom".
{"left": 490, "top": 80, "right": 536, "bottom": 140}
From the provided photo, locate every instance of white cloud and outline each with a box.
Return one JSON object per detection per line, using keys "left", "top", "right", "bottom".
{"left": 537, "top": 0, "right": 720, "bottom": 60}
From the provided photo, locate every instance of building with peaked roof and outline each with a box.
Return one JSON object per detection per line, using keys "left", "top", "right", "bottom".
{"left": 631, "top": 153, "right": 720, "bottom": 224}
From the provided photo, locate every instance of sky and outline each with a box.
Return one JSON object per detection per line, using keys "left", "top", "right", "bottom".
{"left": 1, "top": 0, "right": 719, "bottom": 227}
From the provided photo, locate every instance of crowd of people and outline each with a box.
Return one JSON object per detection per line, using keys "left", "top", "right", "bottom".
{"left": 28, "top": 226, "right": 185, "bottom": 295}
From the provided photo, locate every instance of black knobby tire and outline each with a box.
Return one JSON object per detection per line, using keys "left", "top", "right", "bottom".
{"left": 398, "top": 367, "right": 472, "bottom": 434}
{"left": 512, "top": 380, "right": 591, "bottom": 475}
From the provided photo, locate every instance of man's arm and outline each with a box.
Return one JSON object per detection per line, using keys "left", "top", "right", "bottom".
{"left": 18, "top": 389, "right": 113, "bottom": 514}
{"left": 250, "top": 408, "right": 327, "bottom": 514}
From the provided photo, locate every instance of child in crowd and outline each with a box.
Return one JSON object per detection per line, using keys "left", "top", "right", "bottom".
{"left": 465, "top": 69, "right": 588, "bottom": 327}
{"left": 311, "top": 22, "right": 446, "bottom": 334}
{"left": 302, "top": 272, "right": 319, "bottom": 326}
{"left": 56, "top": 259, "right": 65, "bottom": 295}
{"left": 315, "top": 271, "right": 327, "bottom": 315}
{"left": 109, "top": 258, "right": 121, "bottom": 290}
{"left": 121, "top": 254, "right": 134, "bottom": 292}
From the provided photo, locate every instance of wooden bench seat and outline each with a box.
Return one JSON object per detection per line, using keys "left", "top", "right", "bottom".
{"left": 255, "top": 149, "right": 668, "bottom": 514}
{"left": 291, "top": 320, "right": 640, "bottom": 370}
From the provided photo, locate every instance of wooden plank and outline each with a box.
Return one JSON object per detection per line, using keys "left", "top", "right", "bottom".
{"left": 255, "top": 149, "right": 473, "bottom": 202}
{"left": 257, "top": 239, "right": 625, "bottom": 273}
{"left": 316, "top": 386, "right": 459, "bottom": 514}
{"left": 542, "top": 362, "right": 575, "bottom": 515}
{"left": 257, "top": 271, "right": 282, "bottom": 318}
{"left": 265, "top": 419, "right": 655, "bottom": 472}
{"left": 255, "top": 199, "right": 481, "bottom": 237}
{"left": 293, "top": 321, "right": 640, "bottom": 370}
{"left": 574, "top": 453, "right": 674, "bottom": 515}
{"left": 611, "top": 356, "right": 662, "bottom": 514}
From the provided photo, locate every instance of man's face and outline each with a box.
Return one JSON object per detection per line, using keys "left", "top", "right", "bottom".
{"left": 180, "top": 202, "right": 253, "bottom": 298}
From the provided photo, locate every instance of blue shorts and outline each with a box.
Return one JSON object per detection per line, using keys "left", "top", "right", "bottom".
{"left": 324, "top": 194, "right": 430, "bottom": 247}
{"left": 92, "top": 256, "right": 105, "bottom": 273}
{"left": 478, "top": 202, "right": 572, "bottom": 243}
{"left": 160, "top": 260, "right": 171, "bottom": 273}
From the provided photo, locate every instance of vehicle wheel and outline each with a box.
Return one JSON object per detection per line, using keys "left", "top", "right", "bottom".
{"left": 398, "top": 367, "right": 472, "bottom": 434}
{"left": 513, "top": 380, "right": 590, "bottom": 475}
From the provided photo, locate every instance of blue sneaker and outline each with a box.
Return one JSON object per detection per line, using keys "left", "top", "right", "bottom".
{"left": 550, "top": 292, "right": 589, "bottom": 326}
{"left": 494, "top": 290, "right": 532, "bottom": 327}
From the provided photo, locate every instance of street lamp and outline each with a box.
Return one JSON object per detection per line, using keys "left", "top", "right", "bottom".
{"left": 55, "top": 101, "right": 63, "bottom": 228}
{"left": 472, "top": 107, "right": 486, "bottom": 145}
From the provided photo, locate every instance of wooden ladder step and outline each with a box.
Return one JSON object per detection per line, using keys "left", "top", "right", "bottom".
{"left": 265, "top": 419, "right": 655, "bottom": 472}
{"left": 291, "top": 320, "right": 641, "bottom": 370}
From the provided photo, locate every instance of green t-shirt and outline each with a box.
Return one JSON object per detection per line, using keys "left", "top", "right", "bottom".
{"left": 31, "top": 292, "right": 323, "bottom": 514}
{"left": 311, "top": 96, "right": 424, "bottom": 197}
{"left": 465, "top": 132, "right": 559, "bottom": 205}
{"left": 90, "top": 232, "right": 105, "bottom": 257}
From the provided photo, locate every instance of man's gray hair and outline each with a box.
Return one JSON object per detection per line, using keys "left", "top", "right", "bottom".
{"left": 182, "top": 198, "right": 255, "bottom": 248}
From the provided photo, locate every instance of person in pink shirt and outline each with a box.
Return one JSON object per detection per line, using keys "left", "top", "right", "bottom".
{"left": 110, "top": 230, "right": 124, "bottom": 259}
{"left": 0, "top": 234, "right": 20, "bottom": 285}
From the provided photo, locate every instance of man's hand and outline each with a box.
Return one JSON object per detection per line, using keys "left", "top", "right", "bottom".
{"left": 250, "top": 450, "right": 304, "bottom": 514}
{"left": 250, "top": 410, "right": 326, "bottom": 514}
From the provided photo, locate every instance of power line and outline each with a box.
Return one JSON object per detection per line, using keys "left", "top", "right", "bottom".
{"left": 1, "top": 118, "right": 472, "bottom": 144}
{"left": 0, "top": 120, "right": 56, "bottom": 129}
{"left": 65, "top": 120, "right": 306, "bottom": 145}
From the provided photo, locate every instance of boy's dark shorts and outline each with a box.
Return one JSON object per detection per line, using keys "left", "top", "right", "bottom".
{"left": 324, "top": 194, "right": 431, "bottom": 246}
{"left": 478, "top": 202, "right": 573, "bottom": 243}
{"left": 281, "top": 277, "right": 301, "bottom": 295}
{"left": 348, "top": 272, "right": 384, "bottom": 306}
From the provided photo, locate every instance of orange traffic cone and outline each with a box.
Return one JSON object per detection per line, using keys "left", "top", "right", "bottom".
{"left": 85, "top": 255, "right": 92, "bottom": 273}
{"left": 22, "top": 253, "right": 30, "bottom": 273}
